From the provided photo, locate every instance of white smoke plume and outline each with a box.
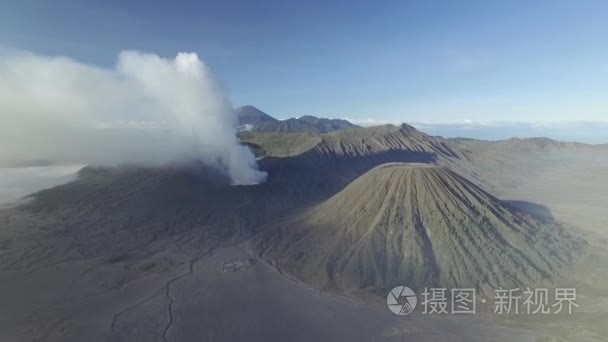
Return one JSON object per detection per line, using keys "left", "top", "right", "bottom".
{"left": 0, "top": 50, "right": 267, "bottom": 185}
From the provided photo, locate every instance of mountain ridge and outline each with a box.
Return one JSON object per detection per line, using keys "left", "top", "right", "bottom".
{"left": 257, "top": 162, "right": 583, "bottom": 294}
{"left": 236, "top": 105, "right": 359, "bottom": 133}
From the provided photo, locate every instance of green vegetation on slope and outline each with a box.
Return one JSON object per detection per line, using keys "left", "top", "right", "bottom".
{"left": 239, "top": 131, "right": 322, "bottom": 157}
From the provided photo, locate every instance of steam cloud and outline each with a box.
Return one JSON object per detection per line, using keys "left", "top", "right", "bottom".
{"left": 0, "top": 50, "right": 267, "bottom": 185}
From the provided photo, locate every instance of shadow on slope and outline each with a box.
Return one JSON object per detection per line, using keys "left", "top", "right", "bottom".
{"left": 504, "top": 200, "right": 555, "bottom": 220}
{"left": 11, "top": 124, "right": 476, "bottom": 273}
{"left": 12, "top": 146, "right": 436, "bottom": 269}
{"left": 257, "top": 163, "right": 585, "bottom": 295}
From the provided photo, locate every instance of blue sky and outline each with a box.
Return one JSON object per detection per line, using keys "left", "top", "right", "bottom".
{"left": 1, "top": 0, "right": 607, "bottom": 142}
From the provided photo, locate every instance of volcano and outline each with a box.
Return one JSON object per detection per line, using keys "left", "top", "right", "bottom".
{"left": 257, "top": 163, "right": 582, "bottom": 294}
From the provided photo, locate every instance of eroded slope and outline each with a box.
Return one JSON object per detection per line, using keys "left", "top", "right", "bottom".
{"left": 258, "top": 163, "right": 583, "bottom": 294}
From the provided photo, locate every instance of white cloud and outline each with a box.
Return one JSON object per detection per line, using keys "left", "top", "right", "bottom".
{"left": 0, "top": 164, "right": 83, "bottom": 207}
{"left": 343, "top": 117, "right": 403, "bottom": 127}
{"left": 342, "top": 115, "right": 608, "bottom": 143}
{"left": 0, "top": 50, "right": 267, "bottom": 185}
{"left": 410, "top": 120, "right": 608, "bottom": 144}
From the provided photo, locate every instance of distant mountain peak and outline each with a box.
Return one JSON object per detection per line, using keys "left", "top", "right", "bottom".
{"left": 236, "top": 105, "right": 359, "bottom": 133}
{"left": 399, "top": 122, "right": 418, "bottom": 132}
{"left": 235, "top": 105, "right": 278, "bottom": 126}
